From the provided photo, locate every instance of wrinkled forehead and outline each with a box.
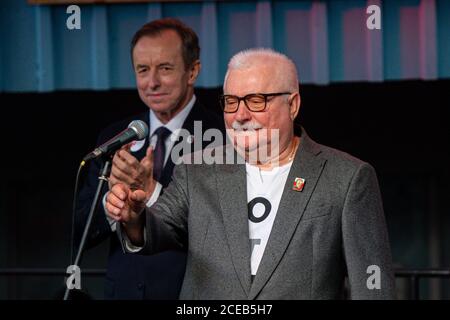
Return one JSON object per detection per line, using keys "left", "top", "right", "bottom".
{"left": 224, "top": 64, "right": 280, "bottom": 95}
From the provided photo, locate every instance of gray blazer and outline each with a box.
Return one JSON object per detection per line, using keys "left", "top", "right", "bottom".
{"left": 141, "top": 129, "right": 396, "bottom": 299}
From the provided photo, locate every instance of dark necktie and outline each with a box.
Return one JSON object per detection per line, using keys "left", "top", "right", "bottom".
{"left": 152, "top": 126, "right": 172, "bottom": 182}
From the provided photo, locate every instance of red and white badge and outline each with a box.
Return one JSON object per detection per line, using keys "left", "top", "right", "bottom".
{"left": 292, "top": 177, "right": 305, "bottom": 192}
{"left": 130, "top": 138, "right": 146, "bottom": 152}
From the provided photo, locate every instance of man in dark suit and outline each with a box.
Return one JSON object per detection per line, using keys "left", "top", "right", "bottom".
{"left": 75, "top": 18, "right": 224, "bottom": 299}
{"left": 106, "top": 48, "right": 395, "bottom": 299}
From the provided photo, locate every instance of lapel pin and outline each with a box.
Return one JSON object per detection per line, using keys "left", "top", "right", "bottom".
{"left": 130, "top": 139, "right": 145, "bottom": 153}
{"left": 293, "top": 177, "right": 305, "bottom": 192}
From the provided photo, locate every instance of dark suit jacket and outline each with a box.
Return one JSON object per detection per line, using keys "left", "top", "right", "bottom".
{"left": 138, "top": 128, "right": 396, "bottom": 299}
{"left": 74, "top": 99, "right": 224, "bottom": 299}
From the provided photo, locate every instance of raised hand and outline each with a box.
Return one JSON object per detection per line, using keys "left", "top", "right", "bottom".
{"left": 109, "top": 145, "right": 157, "bottom": 204}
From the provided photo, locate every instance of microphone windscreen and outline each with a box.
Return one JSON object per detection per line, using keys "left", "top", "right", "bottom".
{"left": 128, "top": 120, "right": 148, "bottom": 140}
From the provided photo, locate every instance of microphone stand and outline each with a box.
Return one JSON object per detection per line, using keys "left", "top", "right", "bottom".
{"left": 64, "top": 159, "right": 111, "bottom": 300}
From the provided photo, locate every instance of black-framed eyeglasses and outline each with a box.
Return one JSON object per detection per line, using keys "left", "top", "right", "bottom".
{"left": 219, "top": 92, "right": 292, "bottom": 113}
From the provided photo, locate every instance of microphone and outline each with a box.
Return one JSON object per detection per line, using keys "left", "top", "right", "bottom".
{"left": 83, "top": 120, "right": 148, "bottom": 162}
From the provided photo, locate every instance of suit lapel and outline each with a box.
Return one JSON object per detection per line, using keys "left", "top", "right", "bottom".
{"left": 215, "top": 151, "right": 252, "bottom": 297}
{"left": 159, "top": 100, "right": 200, "bottom": 186}
{"left": 248, "top": 131, "right": 326, "bottom": 299}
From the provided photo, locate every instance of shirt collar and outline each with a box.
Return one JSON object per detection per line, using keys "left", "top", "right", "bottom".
{"left": 149, "top": 94, "right": 196, "bottom": 137}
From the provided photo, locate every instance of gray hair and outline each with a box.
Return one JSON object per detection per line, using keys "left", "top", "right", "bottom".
{"left": 224, "top": 48, "right": 299, "bottom": 92}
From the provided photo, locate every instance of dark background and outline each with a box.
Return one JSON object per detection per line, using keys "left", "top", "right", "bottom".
{"left": 0, "top": 80, "right": 449, "bottom": 299}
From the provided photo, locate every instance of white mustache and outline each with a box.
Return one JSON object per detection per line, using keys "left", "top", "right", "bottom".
{"left": 231, "top": 120, "right": 263, "bottom": 131}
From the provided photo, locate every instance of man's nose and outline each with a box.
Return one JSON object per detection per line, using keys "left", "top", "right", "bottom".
{"left": 234, "top": 101, "right": 252, "bottom": 122}
{"left": 147, "top": 70, "right": 161, "bottom": 90}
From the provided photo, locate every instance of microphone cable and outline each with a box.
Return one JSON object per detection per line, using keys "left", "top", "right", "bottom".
{"left": 69, "top": 160, "right": 86, "bottom": 265}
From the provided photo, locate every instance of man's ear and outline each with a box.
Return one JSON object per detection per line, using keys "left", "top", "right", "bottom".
{"left": 188, "top": 60, "right": 201, "bottom": 85}
{"left": 289, "top": 92, "right": 301, "bottom": 121}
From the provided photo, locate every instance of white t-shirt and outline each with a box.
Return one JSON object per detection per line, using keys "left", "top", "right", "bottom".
{"left": 246, "top": 161, "right": 293, "bottom": 276}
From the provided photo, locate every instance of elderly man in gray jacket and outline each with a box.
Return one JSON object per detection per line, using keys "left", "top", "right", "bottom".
{"left": 105, "top": 48, "right": 396, "bottom": 300}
